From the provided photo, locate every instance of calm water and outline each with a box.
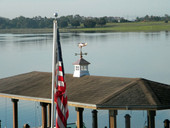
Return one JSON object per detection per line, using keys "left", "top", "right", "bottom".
{"left": 0, "top": 32, "right": 170, "bottom": 128}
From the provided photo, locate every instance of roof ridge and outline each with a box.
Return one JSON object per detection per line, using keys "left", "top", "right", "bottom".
{"left": 139, "top": 79, "right": 161, "bottom": 105}
{"left": 97, "top": 80, "right": 139, "bottom": 105}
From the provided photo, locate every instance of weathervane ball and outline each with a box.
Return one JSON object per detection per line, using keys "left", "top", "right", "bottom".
{"left": 54, "top": 12, "right": 58, "bottom": 17}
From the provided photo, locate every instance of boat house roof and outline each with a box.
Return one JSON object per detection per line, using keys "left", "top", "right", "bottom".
{"left": 0, "top": 71, "right": 170, "bottom": 110}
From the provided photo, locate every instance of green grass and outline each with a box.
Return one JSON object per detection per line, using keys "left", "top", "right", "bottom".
{"left": 67, "top": 21, "right": 170, "bottom": 32}
{"left": 0, "top": 28, "right": 52, "bottom": 34}
{"left": 0, "top": 21, "right": 170, "bottom": 33}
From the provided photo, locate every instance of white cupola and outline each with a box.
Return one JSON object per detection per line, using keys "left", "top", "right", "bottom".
{"left": 73, "top": 43, "right": 90, "bottom": 77}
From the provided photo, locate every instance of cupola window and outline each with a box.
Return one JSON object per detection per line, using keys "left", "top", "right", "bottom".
{"left": 76, "top": 66, "right": 79, "bottom": 70}
{"left": 81, "top": 66, "right": 87, "bottom": 71}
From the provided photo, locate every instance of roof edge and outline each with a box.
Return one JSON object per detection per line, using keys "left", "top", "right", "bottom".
{"left": 0, "top": 93, "right": 97, "bottom": 109}
{"left": 96, "top": 105, "right": 170, "bottom": 110}
{"left": 0, "top": 93, "right": 51, "bottom": 103}
{"left": 68, "top": 101, "right": 97, "bottom": 109}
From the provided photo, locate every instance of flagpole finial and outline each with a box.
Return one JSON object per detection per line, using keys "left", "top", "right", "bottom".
{"left": 54, "top": 12, "right": 58, "bottom": 18}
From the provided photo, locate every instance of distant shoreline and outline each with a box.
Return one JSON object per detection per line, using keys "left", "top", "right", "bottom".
{"left": 0, "top": 21, "right": 170, "bottom": 34}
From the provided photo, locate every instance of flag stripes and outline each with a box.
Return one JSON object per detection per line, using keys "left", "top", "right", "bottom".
{"left": 54, "top": 27, "right": 69, "bottom": 128}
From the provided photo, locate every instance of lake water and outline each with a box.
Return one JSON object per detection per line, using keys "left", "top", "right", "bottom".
{"left": 0, "top": 32, "right": 170, "bottom": 128}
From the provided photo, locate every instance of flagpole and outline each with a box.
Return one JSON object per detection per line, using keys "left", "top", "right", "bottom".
{"left": 51, "top": 18, "right": 58, "bottom": 128}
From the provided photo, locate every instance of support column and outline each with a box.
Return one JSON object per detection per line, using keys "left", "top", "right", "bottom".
{"left": 47, "top": 103, "right": 51, "bottom": 128}
{"left": 11, "top": 99, "right": 19, "bottom": 128}
{"left": 164, "top": 119, "right": 169, "bottom": 128}
{"left": 75, "top": 107, "right": 84, "bottom": 128}
{"left": 40, "top": 102, "right": 48, "bottom": 128}
{"left": 92, "top": 110, "right": 98, "bottom": 128}
{"left": 109, "top": 110, "right": 118, "bottom": 128}
{"left": 147, "top": 110, "right": 156, "bottom": 128}
{"left": 124, "top": 114, "right": 131, "bottom": 128}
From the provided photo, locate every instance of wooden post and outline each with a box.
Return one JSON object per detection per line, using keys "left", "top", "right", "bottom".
{"left": 164, "top": 119, "right": 169, "bottom": 128}
{"left": 92, "top": 110, "right": 98, "bottom": 128}
{"left": 109, "top": 110, "right": 118, "bottom": 128}
{"left": 147, "top": 110, "right": 156, "bottom": 128}
{"left": 47, "top": 103, "right": 51, "bottom": 128}
{"left": 75, "top": 107, "right": 84, "bottom": 128}
{"left": 11, "top": 99, "right": 19, "bottom": 128}
{"left": 124, "top": 114, "right": 131, "bottom": 128}
{"left": 40, "top": 102, "right": 48, "bottom": 128}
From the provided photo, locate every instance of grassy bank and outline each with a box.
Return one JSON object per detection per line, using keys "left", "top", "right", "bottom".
{"left": 0, "top": 21, "right": 170, "bottom": 34}
{"left": 0, "top": 28, "right": 52, "bottom": 34}
{"left": 67, "top": 21, "right": 170, "bottom": 32}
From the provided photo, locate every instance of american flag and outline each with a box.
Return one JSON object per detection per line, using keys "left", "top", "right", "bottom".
{"left": 54, "top": 28, "right": 69, "bottom": 128}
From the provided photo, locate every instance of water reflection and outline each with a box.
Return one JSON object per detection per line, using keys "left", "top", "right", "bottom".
{"left": 0, "top": 37, "right": 5, "bottom": 41}
{"left": 144, "top": 32, "right": 161, "bottom": 40}
{"left": 13, "top": 34, "right": 53, "bottom": 43}
{"left": 165, "top": 31, "right": 170, "bottom": 39}
{"left": 13, "top": 34, "right": 52, "bottom": 38}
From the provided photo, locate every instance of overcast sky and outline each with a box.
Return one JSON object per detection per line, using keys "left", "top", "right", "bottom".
{"left": 0, "top": 0, "right": 170, "bottom": 19}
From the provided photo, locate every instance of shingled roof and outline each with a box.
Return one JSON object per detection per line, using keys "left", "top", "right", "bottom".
{"left": 0, "top": 71, "right": 170, "bottom": 110}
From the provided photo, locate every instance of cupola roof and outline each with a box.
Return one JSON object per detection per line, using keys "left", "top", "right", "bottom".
{"left": 73, "top": 58, "right": 90, "bottom": 65}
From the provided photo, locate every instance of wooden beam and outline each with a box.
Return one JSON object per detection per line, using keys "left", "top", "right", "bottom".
{"left": 40, "top": 102, "right": 48, "bottom": 128}
{"left": 47, "top": 103, "right": 51, "bottom": 128}
{"left": 125, "top": 114, "right": 131, "bottom": 128}
{"left": 147, "top": 110, "right": 156, "bottom": 128}
{"left": 11, "top": 99, "right": 19, "bottom": 128}
{"left": 92, "top": 110, "right": 98, "bottom": 128}
{"left": 164, "top": 119, "right": 169, "bottom": 128}
{"left": 109, "top": 110, "right": 117, "bottom": 128}
{"left": 75, "top": 107, "right": 84, "bottom": 128}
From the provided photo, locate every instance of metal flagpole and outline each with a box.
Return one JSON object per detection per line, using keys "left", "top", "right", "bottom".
{"left": 51, "top": 13, "right": 58, "bottom": 128}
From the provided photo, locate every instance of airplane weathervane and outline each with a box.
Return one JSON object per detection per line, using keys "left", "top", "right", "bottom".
{"left": 75, "top": 43, "right": 88, "bottom": 58}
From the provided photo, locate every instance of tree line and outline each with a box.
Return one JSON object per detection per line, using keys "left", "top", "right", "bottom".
{"left": 0, "top": 14, "right": 169, "bottom": 29}
{"left": 0, "top": 15, "right": 128, "bottom": 29}
{"left": 136, "top": 14, "right": 170, "bottom": 22}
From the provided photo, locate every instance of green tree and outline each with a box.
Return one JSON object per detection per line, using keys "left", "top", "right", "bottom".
{"left": 58, "top": 16, "right": 69, "bottom": 28}
{"left": 74, "top": 14, "right": 83, "bottom": 23}
{"left": 11, "top": 16, "right": 27, "bottom": 28}
{"left": 144, "top": 15, "right": 149, "bottom": 21}
{"left": 164, "top": 14, "right": 169, "bottom": 23}
{"left": 58, "top": 20, "right": 68, "bottom": 28}
{"left": 66, "top": 15, "right": 73, "bottom": 23}
{"left": 83, "top": 19, "right": 96, "bottom": 28}
{"left": 70, "top": 20, "right": 80, "bottom": 27}
{"left": 0, "top": 17, "right": 10, "bottom": 28}
{"left": 97, "top": 18, "right": 106, "bottom": 26}
{"left": 165, "top": 20, "right": 168, "bottom": 23}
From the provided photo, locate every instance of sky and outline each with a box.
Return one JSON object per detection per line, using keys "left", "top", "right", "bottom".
{"left": 0, "top": 0, "right": 170, "bottom": 19}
